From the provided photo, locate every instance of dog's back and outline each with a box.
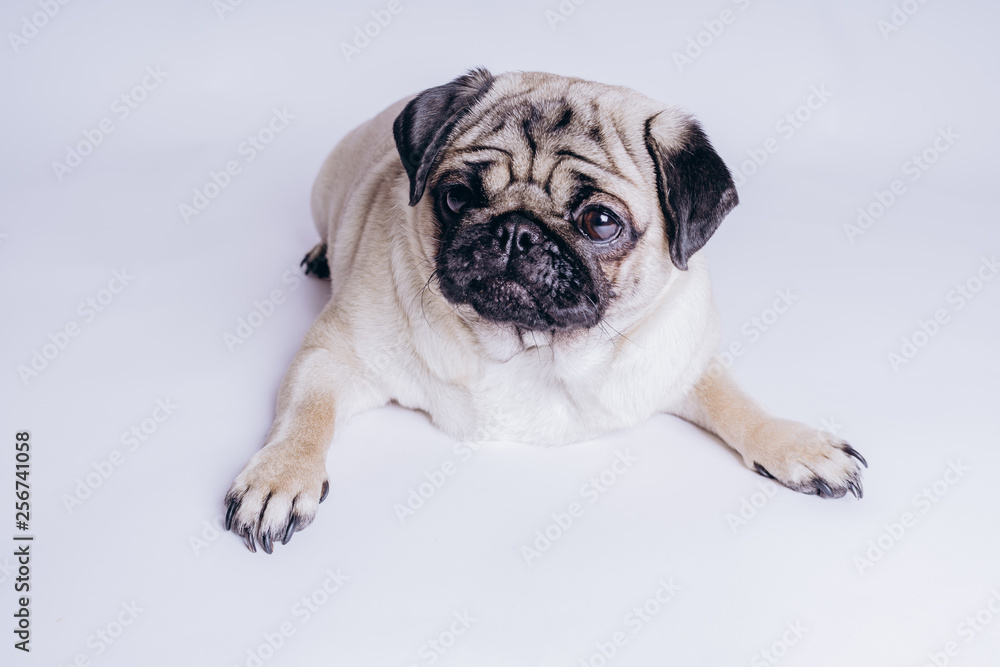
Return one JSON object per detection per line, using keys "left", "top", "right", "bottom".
{"left": 307, "top": 99, "right": 411, "bottom": 283}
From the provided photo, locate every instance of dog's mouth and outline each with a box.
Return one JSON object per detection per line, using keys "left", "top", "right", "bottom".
{"left": 460, "top": 275, "right": 599, "bottom": 330}
{"left": 469, "top": 275, "right": 531, "bottom": 301}
{"left": 436, "top": 228, "right": 605, "bottom": 331}
{"left": 465, "top": 275, "right": 549, "bottom": 329}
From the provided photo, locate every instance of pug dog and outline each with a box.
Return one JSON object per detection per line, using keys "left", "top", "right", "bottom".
{"left": 224, "top": 69, "right": 867, "bottom": 553}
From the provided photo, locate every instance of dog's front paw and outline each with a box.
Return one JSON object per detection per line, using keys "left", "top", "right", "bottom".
{"left": 746, "top": 420, "right": 867, "bottom": 499}
{"left": 224, "top": 444, "right": 329, "bottom": 554}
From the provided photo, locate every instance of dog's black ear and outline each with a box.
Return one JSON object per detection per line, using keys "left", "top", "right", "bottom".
{"left": 644, "top": 112, "right": 738, "bottom": 270}
{"left": 393, "top": 68, "right": 495, "bottom": 206}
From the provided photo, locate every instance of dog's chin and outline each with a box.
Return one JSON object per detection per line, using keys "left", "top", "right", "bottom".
{"left": 446, "top": 275, "right": 601, "bottom": 332}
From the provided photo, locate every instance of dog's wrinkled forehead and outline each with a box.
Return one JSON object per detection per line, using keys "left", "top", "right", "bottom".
{"left": 437, "top": 78, "right": 658, "bottom": 211}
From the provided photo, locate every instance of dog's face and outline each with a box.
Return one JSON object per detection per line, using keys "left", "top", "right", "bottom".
{"left": 394, "top": 69, "right": 738, "bottom": 334}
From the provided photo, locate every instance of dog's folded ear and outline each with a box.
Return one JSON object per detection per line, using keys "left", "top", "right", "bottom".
{"left": 644, "top": 112, "right": 738, "bottom": 270}
{"left": 394, "top": 68, "right": 495, "bottom": 206}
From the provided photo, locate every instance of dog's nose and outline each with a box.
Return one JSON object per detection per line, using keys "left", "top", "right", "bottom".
{"left": 494, "top": 213, "right": 545, "bottom": 258}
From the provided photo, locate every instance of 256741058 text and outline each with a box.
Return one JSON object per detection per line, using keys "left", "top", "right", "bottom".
{"left": 14, "top": 431, "right": 32, "bottom": 652}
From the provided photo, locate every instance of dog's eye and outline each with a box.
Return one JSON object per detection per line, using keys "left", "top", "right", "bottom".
{"left": 576, "top": 207, "right": 621, "bottom": 243}
{"left": 445, "top": 185, "right": 473, "bottom": 214}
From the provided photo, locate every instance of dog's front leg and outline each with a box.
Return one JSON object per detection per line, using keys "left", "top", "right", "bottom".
{"left": 225, "top": 316, "right": 368, "bottom": 553}
{"left": 671, "top": 368, "right": 867, "bottom": 499}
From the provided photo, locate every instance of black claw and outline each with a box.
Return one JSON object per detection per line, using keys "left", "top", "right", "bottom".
{"left": 282, "top": 515, "right": 298, "bottom": 545}
{"left": 814, "top": 478, "right": 834, "bottom": 498}
{"left": 320, "top": 480, "right": 330, "bottom": 503}
{"left": 842, "top": 444, "right": 868, "bottom": 469}
{"left": 242, "top": 529, "right": 257, "bottom": 553}
{"left": 260, "top": 532, "right": 273, "bottom": 555}
{"left": 225, "top": 498, "right": 238, "bottom": 531}
{"left": 258, "top": 492, "right": 272, "bottom": 526}
{"left": 847, "top": 480, "right": 863, "bottom": 500}
{"left": 753, "top": 463, "right": 776, "bottom": 480}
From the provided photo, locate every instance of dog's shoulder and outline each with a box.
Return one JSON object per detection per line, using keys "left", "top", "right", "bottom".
{"left": 310, "top": 96, "right": 413, "bottom": 241}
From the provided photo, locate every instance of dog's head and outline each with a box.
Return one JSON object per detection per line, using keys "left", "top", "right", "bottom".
{"left": 394, "top": 68, "right": 737, "bottom": 334}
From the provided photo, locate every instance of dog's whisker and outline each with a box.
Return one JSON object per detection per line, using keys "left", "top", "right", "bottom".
{"left": 416, "top": 268, "right": 451, "bottom": 340}
{"left": 528, "top": 330, "right": 543, "bottom": 363}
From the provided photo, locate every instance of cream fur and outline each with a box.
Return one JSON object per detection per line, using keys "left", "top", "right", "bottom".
{"left": 224, "top": 71, "right": 866, "bottom": 553}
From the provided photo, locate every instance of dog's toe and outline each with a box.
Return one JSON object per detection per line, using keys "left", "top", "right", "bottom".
{"left": 747, "top": 419, "right": 867, "bottom": 501}
{"left": 225, "top": 445, "right": 328, "bottom": 553}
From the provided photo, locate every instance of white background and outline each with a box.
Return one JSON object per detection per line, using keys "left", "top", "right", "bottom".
{"left": 2, "top": 1, "right": 999, "bottom": 666}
